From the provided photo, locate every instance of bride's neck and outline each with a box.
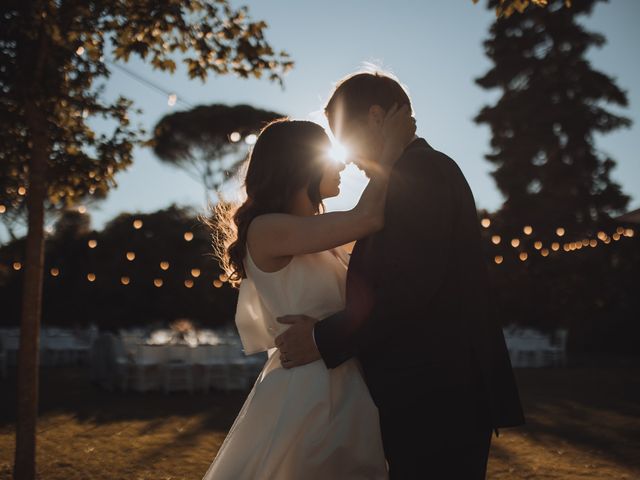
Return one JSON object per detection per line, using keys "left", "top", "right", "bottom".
{"left": 289, "top": 189, "right": 316, "bottom": 217}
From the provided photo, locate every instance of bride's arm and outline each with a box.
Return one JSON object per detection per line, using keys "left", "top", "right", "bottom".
{"left": 248, "top": 168, "right": 390, "bottom": 257}
{"left": 248, "top": 106, "right": 415, "bottom": 258}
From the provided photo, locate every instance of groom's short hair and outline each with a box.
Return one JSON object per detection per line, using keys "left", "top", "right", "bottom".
{"left": 325, "top": 71, "right": 412, "bottom": 133}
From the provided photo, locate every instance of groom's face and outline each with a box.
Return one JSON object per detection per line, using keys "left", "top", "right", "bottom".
{"left": 336, "top": 110, "right": 385, "bottom": 175}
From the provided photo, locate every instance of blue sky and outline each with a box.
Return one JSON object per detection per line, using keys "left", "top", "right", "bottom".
{"left": 5, "top": 0, "right": 640, "bottom": 239}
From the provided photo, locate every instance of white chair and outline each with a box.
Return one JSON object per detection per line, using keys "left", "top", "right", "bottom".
{"left": 225, "top": 343, "right": 257, "bottom": 391}
{"left": 505, "top": 329, "right": 545, "bottom": 367}
{"left": 193, "top": 344, "right": 232, "bottom": 392}
{"left": 0, "top": 337, "right": 7, "bottom": 379}
{"left": 120, "top": 335, "right": 143, "bottom": 355}
{"left": 504, "top": 331, "right": 523, "bottom": 367}
{"left": 543, "top": 328, "right": 568, "bottom": 367}
{"left": 108, "top": 335, "right": 134, "bottom": 390}
{"left": 162, "top": 345, "right": 194, "bottom": 394}
{"left": 45, "top": 335, "right": 78, "bottom": 366}
{"left": 89, "top": 334, "right": 111, "bottom": 387}
{"left": 3, "top": 334, "right": 19, "bottom": 367}
{"left": 121, "top": 344, "right": 165, "bottom": 392}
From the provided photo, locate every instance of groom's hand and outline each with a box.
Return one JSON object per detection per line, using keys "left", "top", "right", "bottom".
{"left": 275, "top": 315, "right": 321, "bottom": 369}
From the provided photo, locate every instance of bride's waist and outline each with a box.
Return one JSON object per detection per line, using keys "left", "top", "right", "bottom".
{"left": 265, "top": 308, "right": 339, "bottom": 334}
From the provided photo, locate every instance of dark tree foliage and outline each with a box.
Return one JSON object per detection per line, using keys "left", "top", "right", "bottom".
{"left": 476, "top": 0, "right": 629, "bottom": 242}
{"left": 0, "top": 205, "right": 237, "bottom": 330}
{"left": 476, "top": 0, "right": 638, "bottom": 357}
{"left": 151, "top": 104, "right": 285, "bottom": 198}
{"left": 473, "top": 0, "right": 574, "bottom": 18}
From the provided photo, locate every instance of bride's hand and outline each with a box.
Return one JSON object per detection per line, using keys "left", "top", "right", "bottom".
{"left": 379, "top": 103, "right": 416, "bottom": 169}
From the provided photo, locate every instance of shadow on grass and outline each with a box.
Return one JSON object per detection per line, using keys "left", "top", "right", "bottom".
{"left": 0, "top": 367, "right": 246, "bottom": 432}
{"left": 495, "top": 367, "right": 640, "bottom": 472}
{"left": 2, "top": 366, "right": 639, "bottom": 474}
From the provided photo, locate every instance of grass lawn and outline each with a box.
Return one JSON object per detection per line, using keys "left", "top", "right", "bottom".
{"left": 1, "top": 366, "right": 639, "bottom": 479}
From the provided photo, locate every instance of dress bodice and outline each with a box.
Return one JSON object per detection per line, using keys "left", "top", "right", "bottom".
{"left": 235, "top": 247, "right": 349, "bottom": 355}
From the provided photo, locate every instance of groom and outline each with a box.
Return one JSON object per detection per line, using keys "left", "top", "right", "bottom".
{"left": 275, "top": 71, "right": 525, "bottom": 479}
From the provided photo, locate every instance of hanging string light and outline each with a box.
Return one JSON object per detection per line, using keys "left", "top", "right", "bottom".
{"left": 4, "top": 217, "right": 634, "bottom": 282}
{"left": 489, "top": 223, "right": 635, "bottom": 266}
{"left": 105, "top": 58, "right": 195, "bottom": 109}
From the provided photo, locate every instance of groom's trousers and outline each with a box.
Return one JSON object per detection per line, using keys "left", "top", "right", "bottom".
{"left": 378, "top": 382, "right": 493, "bottom": 480}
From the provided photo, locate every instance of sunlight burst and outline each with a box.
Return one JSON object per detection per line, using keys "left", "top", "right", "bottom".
{"left": 328, "top": 142, "right": 349, "bottom": 165}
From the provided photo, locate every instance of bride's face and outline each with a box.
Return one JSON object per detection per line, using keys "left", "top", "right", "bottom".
{"left": 318, "top": 159, "right": 345, "bottom": 199}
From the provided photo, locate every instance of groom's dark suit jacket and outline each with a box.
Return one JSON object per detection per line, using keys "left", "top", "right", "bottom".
{"left": 314, "top": 137, "right": 525, "bottom": 430}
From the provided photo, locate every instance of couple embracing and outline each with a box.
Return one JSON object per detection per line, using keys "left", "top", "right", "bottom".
{"left": 202, "top": 71, "right": 525, "bottom": 480}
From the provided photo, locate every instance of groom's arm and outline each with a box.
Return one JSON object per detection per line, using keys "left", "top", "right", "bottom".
{"left": 314, "top": 150, "right": 455, "bottom": 368}
{"left": 313, "top": 309, "right": 355, "bottom": 368}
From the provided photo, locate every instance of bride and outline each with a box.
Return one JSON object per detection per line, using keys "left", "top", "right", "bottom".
{"left": 202, "top": 105, "right": 415, "bottom": 479}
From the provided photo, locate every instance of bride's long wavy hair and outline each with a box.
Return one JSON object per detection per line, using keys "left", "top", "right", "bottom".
{"left": 206, "top": 119, "right": 332, "bottom": 287}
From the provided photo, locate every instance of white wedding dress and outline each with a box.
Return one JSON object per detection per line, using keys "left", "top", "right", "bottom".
{"left": 202, "top": 247, "right": 388, "bottom": 480}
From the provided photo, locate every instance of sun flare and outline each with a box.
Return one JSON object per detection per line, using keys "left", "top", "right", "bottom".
{"left": 328, "top": 142, "right": 349, "bottom": 165}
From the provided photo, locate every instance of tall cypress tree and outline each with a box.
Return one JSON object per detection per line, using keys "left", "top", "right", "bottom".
{"left": 475, "top": 0, "right": 630, "bottom": 242}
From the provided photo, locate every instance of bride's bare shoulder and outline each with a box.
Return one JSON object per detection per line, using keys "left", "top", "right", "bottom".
{"left": 248, "top": 213, "right": 293, "bottom": 236}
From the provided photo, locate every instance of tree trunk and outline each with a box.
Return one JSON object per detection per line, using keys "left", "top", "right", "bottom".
{"left": 14, "top": 3, "right": 49, "bottom": 473}
{"left": 13, "top": 99, "right": 48, "bottom": 480}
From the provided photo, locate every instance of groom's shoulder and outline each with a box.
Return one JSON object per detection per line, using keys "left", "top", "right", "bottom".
{"left": 399, "top": 139, "right": 461, "bottom": 180}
